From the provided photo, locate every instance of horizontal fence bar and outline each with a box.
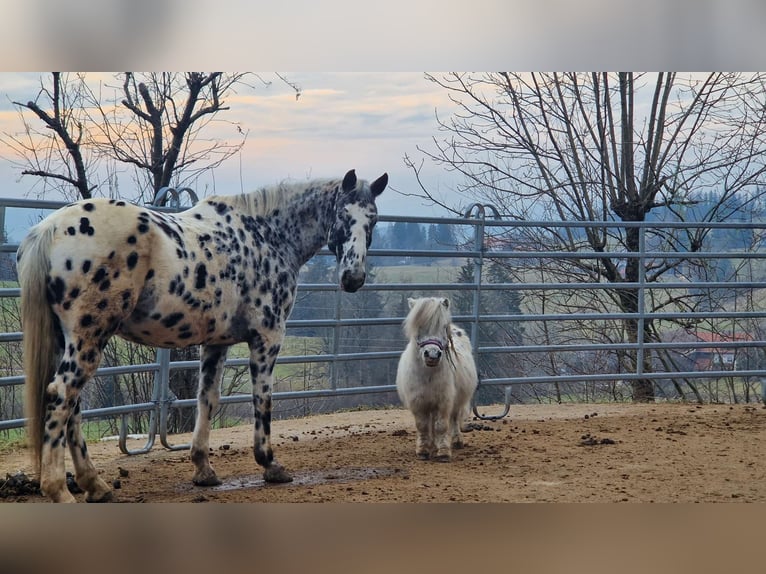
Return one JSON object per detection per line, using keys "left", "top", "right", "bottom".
{"left": 481, "top": 369, "right": 766, "bottom": 387}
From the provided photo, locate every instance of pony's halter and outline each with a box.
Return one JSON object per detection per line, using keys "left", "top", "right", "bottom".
{"left": 417, "top": 338, "right": 445, "bottom": 350}
{"left": 416, "top": 328, "right": 457, "bottom": 370}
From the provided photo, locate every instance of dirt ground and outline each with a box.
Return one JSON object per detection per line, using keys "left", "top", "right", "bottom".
{"left": 2, "top": 402, "right": 765, "bottom": 503}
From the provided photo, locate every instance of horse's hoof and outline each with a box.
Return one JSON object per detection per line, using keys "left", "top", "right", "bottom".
{"left": 85, "top": 490, "right": 114, "bottom": 503}
{"left": 193, "top": 471, "right": 222, "bottom": 487}
{"left": 264, "top": 465, "right": 293, "bottom": 483}
{"left": 416, "top": 452, "right": 430, "bottom": 460}
{"left": 433, "top": 453, "right": 452, "bottom": 463}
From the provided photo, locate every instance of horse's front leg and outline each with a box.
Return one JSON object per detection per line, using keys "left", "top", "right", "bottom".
{"left": 249, "top": 333, "right": 292, "bottom": 483}
{"left": 190, "top": 344, "right": 229, "bottom": 486}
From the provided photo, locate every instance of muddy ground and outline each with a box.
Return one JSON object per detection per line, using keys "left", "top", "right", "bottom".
{"left": 2, "top": 403, "right": 765, "bottom": 502}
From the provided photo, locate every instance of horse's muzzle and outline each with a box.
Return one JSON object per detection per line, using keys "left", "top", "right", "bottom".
{"left": 340, "top": 269, "right": 365, "bottom": 293}
{"left": 422, "top": 348, "right": 443, "bottom": 367}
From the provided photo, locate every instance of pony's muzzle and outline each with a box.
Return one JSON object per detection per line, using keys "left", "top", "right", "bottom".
{"left": 340, "top": 269, "right": 366, "bottom": 293}
{"left": 422, "top": 347, "right": 443, "bottom": 367}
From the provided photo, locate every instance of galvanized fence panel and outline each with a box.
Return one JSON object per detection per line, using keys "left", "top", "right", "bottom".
{"left": 1, "top": 195, "right": 765, "bottom": 453}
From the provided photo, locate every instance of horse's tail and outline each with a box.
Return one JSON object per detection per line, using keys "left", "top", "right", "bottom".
{"left": 17, "top": 223, "right": 58, "bottom": 476}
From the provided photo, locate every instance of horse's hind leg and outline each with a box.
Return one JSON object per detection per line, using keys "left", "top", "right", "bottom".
{"left": 39, "top": 375, "right": 77, "bottom": 503}
{"left": 41, "top": 339, "right": 110, "bottom": 502}
{"left": 190, "top": 344, "right": 229, "bottom": 486}
{"left": 66, "top": 397, "right": 113, "bottom": 502}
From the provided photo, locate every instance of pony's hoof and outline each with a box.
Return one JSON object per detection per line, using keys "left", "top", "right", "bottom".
{"left": 85, "top": 490, "right": 114, "bottom": 503}
{"left": 416, "top": 451, "right": 430, "bottom": 460}
{"left": 193, "top": 471, "right": 222, "bottom": 487}
{"left": 433, "top": 453, "right": 452, "bottom": 463}
{"left": 264, "top": 465, "right": 293, "bottom": 483}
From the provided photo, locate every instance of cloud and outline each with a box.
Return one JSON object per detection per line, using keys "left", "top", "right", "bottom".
{"left": 0, "top": 72, "right": 462, "bottom": 215}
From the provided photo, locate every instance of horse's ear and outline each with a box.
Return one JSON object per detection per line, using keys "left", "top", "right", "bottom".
{"left": 370, "top": 173, "right": 388, "bottom": 197}
{"left": 408, "top": 297, "right": 416, "bottom": 309}
{"left": 441, "top": 298, "right": 450, "bottom": 308}
{"left": 342, "top": 169, "right": 357, "bottom": 192}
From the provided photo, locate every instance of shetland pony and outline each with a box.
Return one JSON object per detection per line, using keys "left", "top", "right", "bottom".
{"left": 18, "top": 169, "right": 387, "bottom": 502}
{"left": 395, "top": 297, "right": 478, "bottom": 461}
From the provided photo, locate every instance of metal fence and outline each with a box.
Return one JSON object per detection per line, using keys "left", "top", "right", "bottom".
{"left": 1, "top": 194, "right": 766, "bottom": 455}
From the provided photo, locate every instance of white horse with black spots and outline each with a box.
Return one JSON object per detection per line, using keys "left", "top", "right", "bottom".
{"left": 17, "top": 169, "right": 387, "bottom": 502}
{"left": 396, "top": 297, "right": 478, "bottom": 461}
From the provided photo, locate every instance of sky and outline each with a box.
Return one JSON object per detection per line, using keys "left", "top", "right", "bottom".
{"left": 0, "top": 72, "right": 466, "bottom": 220}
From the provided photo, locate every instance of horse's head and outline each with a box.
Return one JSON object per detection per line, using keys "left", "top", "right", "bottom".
{"left": 404, "top": 297, "right": 453, "bottom": 368}
{"left": 328, "top": 169, "right": 388, "bottom": 292}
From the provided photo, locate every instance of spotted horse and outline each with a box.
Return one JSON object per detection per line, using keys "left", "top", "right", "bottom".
{"left": 17, "top": 169, "right": 388, "bottom": 502}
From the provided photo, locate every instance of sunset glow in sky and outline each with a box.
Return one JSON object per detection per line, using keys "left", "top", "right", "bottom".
{"left": 0, "top": 72, "right": 465, "bottom": 217}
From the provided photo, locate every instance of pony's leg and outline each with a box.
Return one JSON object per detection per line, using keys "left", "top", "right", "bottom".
{"left": 66, "top": 397, "right": 113, "bottom": 502}
{"left": 190, "top": 344, "right": 229, "bottom": 486}
{"left": 450, "top": 414, "right": 465, "bottom": 448}
{"left": 249, "top": 335, "right": 292, "bottom": 483}
{"left": 450, "top": 409, "right": 465, "bottom": 449}
{"left": 41, "top": 339, "right": 109, "bottom": 502}
{"left": 414, "top": 410, "right": 434, "bottom": 460}
{"left": 432, "top": 404, "right": 454, "bottom": 462}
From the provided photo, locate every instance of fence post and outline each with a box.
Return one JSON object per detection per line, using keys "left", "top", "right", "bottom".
{"left": 118, "top": 349, "right": 164, "bottom": 455}
{"left": 158, "top": 348, "right": 191, "bottom": 451}
{"left": 464, "top": 203, "right": 510, "bottom": 420}
{"left": 330, "top": 265, "right": 343, "bottom": 391}
{"left": 155, "top": 189, "right": 196, "bottom": 450}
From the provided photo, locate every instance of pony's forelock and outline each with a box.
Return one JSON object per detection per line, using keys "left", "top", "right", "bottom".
{"left": 403, "top": 297, "right": 452, "bottom": 341}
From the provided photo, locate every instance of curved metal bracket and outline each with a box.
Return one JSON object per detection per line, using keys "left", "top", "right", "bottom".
{"left": 152, "top": 186, "right": 200, "bottom": 208}
{"left": 159, "top": 400, "right": 191, "bottom": 451}
{"left": 118, "top": 410, "right": 158, "bottom": 455}
{"left": 472, "top": 386, "right": 513, "bottom": 421}
{"left": 464, "top": 202, "right": 502, "bottom": 220}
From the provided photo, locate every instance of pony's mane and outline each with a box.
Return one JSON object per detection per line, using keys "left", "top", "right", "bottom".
{"left": 212, "top": 178, "right": 339, "bottom": 216}
{"left": 403, "top": 297, "right": 452, "bottom": 341}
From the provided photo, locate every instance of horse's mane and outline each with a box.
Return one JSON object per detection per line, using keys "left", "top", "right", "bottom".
{"left": 211, "top": 178, "right": 338, "bottom": 217}
{"left": 403, "top": 297, "right": 452, "bottom": 340}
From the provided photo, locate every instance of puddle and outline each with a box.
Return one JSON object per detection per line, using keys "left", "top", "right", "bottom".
{"left": 203, "top": 467, "right": 403, "bottom": 492}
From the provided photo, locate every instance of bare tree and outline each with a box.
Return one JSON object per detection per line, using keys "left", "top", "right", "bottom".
{"left": 3, "top": 72, "right": 300, "bottom": 202}
{"left": 409, "top": 72, "right": 766, "bottom": 402}
{"left": 2, "top": 72, "right": 96, "bottom": 200}
{"left": 90, "top": 72, "right": 252, "bottom": 203}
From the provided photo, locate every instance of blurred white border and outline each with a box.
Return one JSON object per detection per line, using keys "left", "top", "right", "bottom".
{"left": 1, "top": 0, "right": 763, "bottom": 70}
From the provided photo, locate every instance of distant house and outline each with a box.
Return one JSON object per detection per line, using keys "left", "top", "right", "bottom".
{"left": 691, "top": 332, "right": 752, "bottom": 371}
